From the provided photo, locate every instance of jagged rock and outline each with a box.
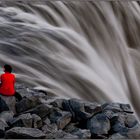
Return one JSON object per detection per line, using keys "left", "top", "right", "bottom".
{"left": 42, "top": 123, "right": 58, "bottom": 134}
{"left": 102, "top": 103, "right": 122, "bottom": 112}
{"left": 5, "top": 127, "right": 46, "bottom": 139}
{"left": 23, "top": 104, "right": 52, "bottom": 119}
{"left": 64, "top": 123, "right": 79, "bottom": 133}
{"left": 43, "top": 117, "right": 51, "bottom": 125}
{"left": 87, "top": 113, "right": 110, "bottom": 135}
{"left": 49, "top": 108, "right": 72, "bottom": 129}
{"left": 0, "top": 111, "right": 14, "bottom": 122}
{"left": 15, "top": 96, "right": 41, "bottom": 113}
{"left": 9, "top": 113, "right": 32, "bottom": 128}
{"left": 45, "top": 130, "right": 78, "bottom": 139}
{"left": 0, "top": 119, "right": 9, "bottom": 138}
{"left": 32, "top": 114, "right": 42, "bottom": 128}
{"left": 120, "top": 104, "right": 133, "bottom": 113}
{"left": 109, "top": 133, "right": 128, "bottom": 139}
{"left": 0, "top": 95, "right": 16, "bottom": 114}
{"left": 50, "top": 98, "right": 67, "bottom": 109}
{"left": 71, "top": 129, "right": 91, "bottom": 139}
{"left": 63, "top": 98, "right": 99, "bottom": 121}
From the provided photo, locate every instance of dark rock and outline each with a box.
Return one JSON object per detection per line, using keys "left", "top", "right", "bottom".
{"left": 49, "top": 108, "right": 72, "bottom": 129}
{"left": 87, "top": 113, "right": 110, "bottom": 135}
{"left": 50, "top": 98, "right": 67, "bottom": 109}
{"left": 5, "top": 127, "right": 46, "bottom": 139}
{"left": 71, "top": 129, "right": 91, "bottom": 139}
{"left": 0, "top": 95, "right": 16, "bottom": 114}
{"left": 9, "top": 113, "right": 32, "bottom": 128}
{"left": 45, "top": 130, "right": 78, "bottom": 139}
{"left": 84, "top": 102, "right": 101, "bottom": 114}
{"left": 0, "top": 111, "right": 14, "bottom": 122}
{"left": 0, "top": 119, "right": 8, "bottom": 138}
{"left": 32, "top": 114, "right": 42, "bottom": 128}
{"left": 102, "top": 103, "right": 122, "bottom": 112}
{"left": 64, "top": 123, "right": 79, "bottom": 133}
{"left": 120, "top": 104, "right": 133, "bottom": 113}
{"left": 23, "top": 104, "right": 52, "bottom": 119}
{"left": 15, "top": 96, "right": 41, "bottom": 113}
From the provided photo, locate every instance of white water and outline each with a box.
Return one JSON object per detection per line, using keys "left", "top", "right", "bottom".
{"left": 0, "top": 1, "right": 140, "bottom": 119}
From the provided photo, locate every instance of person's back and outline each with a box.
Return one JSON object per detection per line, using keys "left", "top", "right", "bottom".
{"left": 0, "top": 64, "right": 15, "bottom": 96}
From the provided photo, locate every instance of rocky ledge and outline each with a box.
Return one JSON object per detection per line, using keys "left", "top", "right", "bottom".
{"left": 0, "top": 82, "right": 139, "bottom": 139}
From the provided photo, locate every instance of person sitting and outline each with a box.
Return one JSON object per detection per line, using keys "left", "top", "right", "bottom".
{"left": 0, "top": 64, "right": 15, "bottom": 96}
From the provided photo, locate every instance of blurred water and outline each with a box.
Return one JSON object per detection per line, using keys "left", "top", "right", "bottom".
{"left": 0, "top": 1, "right": 140, "bottom": 119}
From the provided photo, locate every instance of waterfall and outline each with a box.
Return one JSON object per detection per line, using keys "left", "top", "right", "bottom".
{"left": 0, "top": 1, "right": 140, "bottom": 119}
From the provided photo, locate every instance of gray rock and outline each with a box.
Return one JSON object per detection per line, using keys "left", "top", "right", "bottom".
{"left": 0, "top": 119, "right": 8, "bottom": 138}
{"left": 43, "top": 117, "right": 51, "bottom": 125}
{"left": 109, "top": 133, "right": 128, "bottom": 139}
{"left": 64, "top": 123, "right": 79, "bottom": 133}
{"left": 0, "top": 95, "right": 16, "bottom": 114}
{"left": 126, "top": 124, "right": 140, "bottom": 139}
{"left": 32, "top": 114, "right": 42, "bottom": 128}
{"left": 23, "top": 104, "right": 52, "bottom": 119}
{"left": 9, "top": 113, "right": 32, "bottom": 128}
{"left": 15, "top": 96, "right": 41, "bottom": 113}
{"left": 42, "top": 123, "right": 57, "bottom": 134}
{"left": 120, "top": 104, "right": 133, "bottom": 113}
{"left": 49, "top": 108, "right": 72, "bottom": 129}
{"left": 0, "top": 111, "right": 14, "bottom": 122}
{"left": 71, "top": 129, "right": 91, "bottom": 139}
{"left": 50, "top": 98, "right": 67, "bottom": 109}
{"left": 87, "top": 113, "right": 110, "bottom": 135}
{"left": 45, "top": 130, "right": 78, "bottom": 139}
{"left": 102, "top": 103, "right": 122, "bottom": 112}
{"left": 5, "top": 127, "right": 46, "bottom": 139}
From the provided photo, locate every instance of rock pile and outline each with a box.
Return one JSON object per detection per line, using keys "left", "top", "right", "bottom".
{"left": 0, "top": 82, "right": 139, "bottom": 139}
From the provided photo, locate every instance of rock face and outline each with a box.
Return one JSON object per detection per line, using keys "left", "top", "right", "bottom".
{"left": 0, "top": 82, "right": 139, "bottom": 139}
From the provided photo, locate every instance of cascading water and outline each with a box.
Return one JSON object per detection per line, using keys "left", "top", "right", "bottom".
{"left": 0, "top": 1, "right": 140, "bottom": 120}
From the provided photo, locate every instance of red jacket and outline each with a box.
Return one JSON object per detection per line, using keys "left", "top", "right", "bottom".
{"left": 0, "top": 72, "right": 15, "bottom": 96}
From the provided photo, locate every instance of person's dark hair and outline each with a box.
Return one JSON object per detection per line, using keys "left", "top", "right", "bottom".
{"left": 4, "top": 64, "right": 12, "bottom": 73}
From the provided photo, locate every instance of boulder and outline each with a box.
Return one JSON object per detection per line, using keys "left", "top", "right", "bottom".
{"left": 32, "top": 114, "right": 42, "bottom": 128}
{"left": 71, "top": 129, "right": 91, "bottom": 139}
{"left": 64, "top": 123, "right": 79, "bottom": 133}
{"left": 9, "top": 113, "right": 32, "bottom": 128}
{"left": 109, "top": 133, "right": 128, "bottom": 139}
{"left": 23, "top": 104, "right": 52, "bottom": 119}
{"left": 0, "top": 95, "right": 16, "bottom": 114}
{"left": 5, "top": 127, "right": 46, "bottom": 139}
{"left": 45, "top": 130, "right": 78, "bottom": 139}
{"left": 87, "top": 113, "right": 110, "bottom": 135}
{"left": 15, "top": 96, "right": 41, "bottom": 113}
{"left": 49, "top": 108, "right": 72, "bottom": 129}
{"left": 0, "top": 119, "right": 9, "bottom": 138}
{"left": 42, "top": 123, "right": 58, "bottom": 134}
{"left": 0, "top": 111, "right": 14, "bottom": 122}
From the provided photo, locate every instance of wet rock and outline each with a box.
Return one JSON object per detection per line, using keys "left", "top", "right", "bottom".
{"left": 45, "top": 130, "right": 78, "bottom": 139}
{"left": 87, "top": 113, "right": 110, "bottom": 135}
{"left": 71, "top": 129, "right": 91, "bottom": 139}
{"left": 15, "top": 96, "right": 41, "bottom": 113}
{"left": 5, "top": 127, "right": 46, "bottom": 139}
{"left": 32, "top": 114, "right": 42, "bottom": 128}
{"left": 0, "top": 95, "right": 16, "bottom": 114}
{"left": 0, "top": 119, "right": 9, "bottom": 138}
{"left": 9, "top": 113, "right": 32, "bottom": 128}
{"left": 49, "top": 108, "right": 72, "bottom": 129}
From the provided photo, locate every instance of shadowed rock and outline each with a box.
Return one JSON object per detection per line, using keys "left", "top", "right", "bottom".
{"left": 5, "top": 127, "right": 46, "bottom": 139}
